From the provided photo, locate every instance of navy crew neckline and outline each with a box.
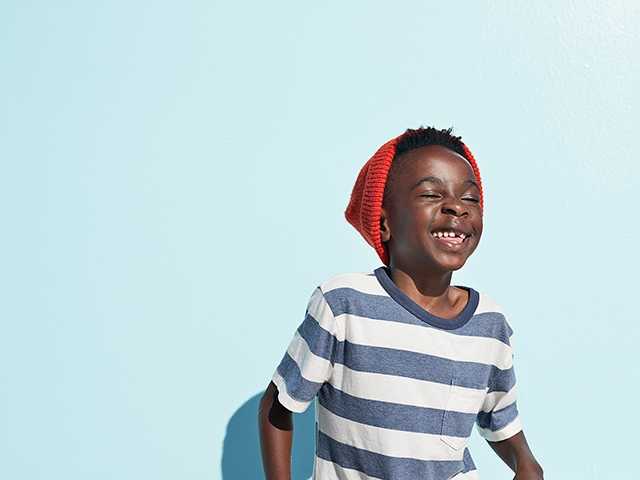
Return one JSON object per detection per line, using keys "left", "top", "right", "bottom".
{"left": 373, "top": 266, "right": 479, "bottom": 330}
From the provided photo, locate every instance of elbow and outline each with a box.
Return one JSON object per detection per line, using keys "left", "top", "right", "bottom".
{"left": 534, "top": 463, "right": 544, "bottom": 478}
{"left": 518, "top": 461, "right": 544, "bottom": 479}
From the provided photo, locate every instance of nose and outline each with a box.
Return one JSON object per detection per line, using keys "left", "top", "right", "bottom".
{"left": 441, "top": 198, "right": 468, "bottom": 217}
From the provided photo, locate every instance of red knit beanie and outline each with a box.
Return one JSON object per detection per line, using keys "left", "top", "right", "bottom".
{"left": 344, "top": 130, "right": 484, "bottom": 266}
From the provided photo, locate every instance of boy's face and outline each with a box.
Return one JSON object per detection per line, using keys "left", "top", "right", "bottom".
{"left": 380, "top": 145, "right": 483, "bottom": 272}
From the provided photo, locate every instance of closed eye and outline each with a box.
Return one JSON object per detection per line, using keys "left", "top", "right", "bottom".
{"left": 421, "top": 194, "right": 479, "bottom": 203}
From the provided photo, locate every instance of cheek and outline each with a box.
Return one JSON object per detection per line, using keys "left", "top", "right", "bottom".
{"left": 400, "top": 210, "right": 432, "bottom": 240}
{"left": 388, "top": 202, "right": 433, "bottom": 239}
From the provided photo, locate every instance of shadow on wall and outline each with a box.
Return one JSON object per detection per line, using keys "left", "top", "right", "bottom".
{"left": 221, "top": 391, "right": 316, "bottom": 479}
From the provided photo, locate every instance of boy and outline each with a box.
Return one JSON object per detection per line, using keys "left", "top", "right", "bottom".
{"left": 258, "top": 127, "right": 543, "bottom": 479}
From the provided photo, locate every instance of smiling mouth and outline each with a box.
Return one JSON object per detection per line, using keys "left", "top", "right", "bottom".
{"left": 430, "top": 232, "right": 472, "bottom": 250}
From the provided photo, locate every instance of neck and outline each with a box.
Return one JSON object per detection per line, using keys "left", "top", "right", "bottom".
{"left": 386, "top": 263, "right": 455, "bottom": 310}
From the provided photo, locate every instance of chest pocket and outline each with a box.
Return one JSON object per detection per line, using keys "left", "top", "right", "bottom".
{"left": 440, "top": 376, "right": 487, "bottom": 451}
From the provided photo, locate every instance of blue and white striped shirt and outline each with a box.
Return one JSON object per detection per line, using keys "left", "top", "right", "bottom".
{"left": 271, "top": 266, "right": 522, "bottom": 479}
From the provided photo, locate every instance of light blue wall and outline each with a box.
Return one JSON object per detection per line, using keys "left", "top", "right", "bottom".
{"left": 1, "top": 1, "right": 638, "bottom": 478}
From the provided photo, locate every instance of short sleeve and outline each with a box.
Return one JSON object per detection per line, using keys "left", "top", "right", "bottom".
{"left": 270, "top": 286, "right": 338, "bottom": 413}
{"left": 475, "top": 322, "right": 523, "bottom": 441}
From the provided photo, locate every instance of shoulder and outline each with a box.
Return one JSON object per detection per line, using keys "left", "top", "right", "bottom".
{"left": 301, "top": 272, "right": 378, "bottom": 337}
{"left": 475, "top": 290, "right": 507, "bottom": 316}
{"left": 310, "top": 270, "right": 386, "bottom": 318}
{"left": 473, "top": 289, "right": 514, "bottom": 340}
{"left": 318, "top": 271, "right": 384, "bottom": 296}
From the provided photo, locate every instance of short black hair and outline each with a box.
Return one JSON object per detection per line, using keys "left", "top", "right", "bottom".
{"left": 383, "top": 126, "right": 468, "bottom": 207}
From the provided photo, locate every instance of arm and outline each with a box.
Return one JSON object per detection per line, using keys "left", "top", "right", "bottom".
{"left": 475, "top": 314, "right": 543, "bottom": 479}
{"left": 258, "top": 381, "right": 293, "bottom": 480}
{"left": 486, "top": 430, "right": 543, "bottom": 479}
{"left": 259, "top": 286, "right": 338, "bottom": 479}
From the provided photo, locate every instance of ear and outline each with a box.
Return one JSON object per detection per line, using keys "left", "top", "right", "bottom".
{"left": 380, "top": 207, "right": 391, "bottom": 242}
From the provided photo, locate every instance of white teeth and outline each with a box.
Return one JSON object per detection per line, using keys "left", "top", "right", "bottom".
{"left": 431, "top": 230, "right": 468, "bottom": 240}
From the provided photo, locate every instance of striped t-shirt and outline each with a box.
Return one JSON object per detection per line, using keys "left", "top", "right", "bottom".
{"left": 271, "top": 266, "right": 523, "bottom": 480}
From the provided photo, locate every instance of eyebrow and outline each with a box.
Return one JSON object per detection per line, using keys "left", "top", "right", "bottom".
{"left": 411, "top": 176, "right": 479, "bottom": 190}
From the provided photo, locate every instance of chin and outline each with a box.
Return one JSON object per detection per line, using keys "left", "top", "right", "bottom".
{"left": 431, "top": 249, "right": 472, "bottom": 270}
{"left": 440, "top": 260, "right": 467, "bottom": 272}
